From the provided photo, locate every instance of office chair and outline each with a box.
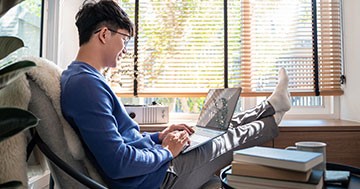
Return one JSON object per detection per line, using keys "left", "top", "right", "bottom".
{"left": 2, "top": 57, "right": 220, "bottom": 189}
{"left": 24, "top": 57, "right": 106, "bottom": 188}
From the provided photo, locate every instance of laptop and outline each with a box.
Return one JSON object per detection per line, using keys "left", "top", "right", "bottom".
{"left": 182, "top": 87, "right": 242, "bottom": 153}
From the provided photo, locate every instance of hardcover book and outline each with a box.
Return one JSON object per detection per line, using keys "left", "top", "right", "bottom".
{"left": 233, "top": 146, "right": 323, "bottom": 172}
{"left": 231, "top": 161, "right": 311, "bottom": 182}
{"left": 226, "top": 169, "right": 324, "bottom": 189}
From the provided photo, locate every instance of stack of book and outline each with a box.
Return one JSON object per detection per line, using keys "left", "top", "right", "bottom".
{"left": 227, "top": 146, "right": 324, "bottom": 189}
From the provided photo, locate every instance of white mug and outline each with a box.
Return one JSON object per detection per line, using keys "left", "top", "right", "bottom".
{"left": 286, "top": 141, "right": 327, "bottom": 171}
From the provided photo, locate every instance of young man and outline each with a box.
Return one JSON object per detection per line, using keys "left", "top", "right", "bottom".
{"left": 60, "top": 0, "right": 291, "bottom": 188}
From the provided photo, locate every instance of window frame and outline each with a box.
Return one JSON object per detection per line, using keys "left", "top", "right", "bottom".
{"left": 42, "top": 0, "right": 60, "bottom": 62}
{"left": 0, "top": 0, "right": 44, "bottom": 58}
{"left": 48, "top": 0, "right": 343, "bottom": 119}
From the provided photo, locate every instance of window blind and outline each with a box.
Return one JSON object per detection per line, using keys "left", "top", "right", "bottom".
{"left": 317, "top": 0, "right": 342, "bottom": 95}
{"left": 240, "top": 0, "right": 343, "bottom": 96}
{"left": 111, "top": 0, "right": 342, "bottom": 97}
{"left": 136, "top": 0, "right": 226, "bottom": 96}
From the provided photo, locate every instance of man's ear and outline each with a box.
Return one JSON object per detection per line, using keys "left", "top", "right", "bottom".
{"left": 97, "top": 28, "right": 108, "bottom": 44}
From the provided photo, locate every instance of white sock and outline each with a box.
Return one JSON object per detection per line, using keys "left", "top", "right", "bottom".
{"left": 274, "top": 111, "right": 286, "bottom": 125}
{"left": 268, "top": 68, "right": 291, "bottom": 112}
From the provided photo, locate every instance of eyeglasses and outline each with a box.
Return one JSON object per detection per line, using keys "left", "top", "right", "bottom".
{"left": 94, "top": 28, "right": 131, "bottom": 46}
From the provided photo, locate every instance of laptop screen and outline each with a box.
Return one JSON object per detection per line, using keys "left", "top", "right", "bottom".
{"left": 196, "top": 88, "right": 241, "bottom": 130}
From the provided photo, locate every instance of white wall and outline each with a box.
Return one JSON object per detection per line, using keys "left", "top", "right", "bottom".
{"left": 53, "top": 0, "right": 360, "bottom": 122}
{"left": 340, "top": 0, "right": 360, "bottom": 122}
{"left": 57, "top": 0, "right": 83, "bottom": 69}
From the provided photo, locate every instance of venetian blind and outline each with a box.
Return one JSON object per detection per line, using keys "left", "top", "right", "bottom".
{"left": 240, "top": 0, "right": 343, "bottom": 96}
{"left": 136, "top": 0, "right": 226, "bottom": 96}
{"left": 112, "top": 0, "right": 342, "bottom": 97}
{"left": 111, "top": 0, "right": 242, "bottom": 97}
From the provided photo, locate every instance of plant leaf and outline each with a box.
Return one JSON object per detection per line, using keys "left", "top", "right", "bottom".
{"left": 0, "top": 107, "right": 39, "bottom": 142}
{"left": 0, "top": 60, "right": 36, "bottom": 89}
{"left": 0, "top": 0, "right": 24, "bottom": 17}
{"left": 0, "top": 36, "right": 24, "bottom": 60}
{"left": 0, "top": 180, "right": 22, "bottom": 188}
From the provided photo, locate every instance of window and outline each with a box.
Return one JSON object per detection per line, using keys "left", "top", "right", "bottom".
{"left": 240, "top": 0, "right": 342, "bottom": 97}
{"left": 111, "top": 0, "right": 242, "bottom": 96}
{"left": 111, "top": 0, "right": 342, "bottom": 116}
{"left": 0, "top": 0, "right": 43, "bottom": 58}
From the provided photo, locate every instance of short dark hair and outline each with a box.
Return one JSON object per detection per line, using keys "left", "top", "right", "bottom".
{"left": 75, "top": 0, "right": 134, "bottom": 46}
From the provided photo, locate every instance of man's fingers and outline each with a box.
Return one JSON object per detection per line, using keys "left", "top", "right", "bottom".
{"left": 181, "top": 124, "right": 194, "bottom": 133}
{"left": 180, "top": 135, "right": 190, "bottom": 144}
{"left": 176, "top": 124, "right": 194, "bottom": 134}
{"left": 168, "top": 130, "right": 189, "bottom": 144}
{"left": 179, "top": 131, "right": 190, "bottom": 143}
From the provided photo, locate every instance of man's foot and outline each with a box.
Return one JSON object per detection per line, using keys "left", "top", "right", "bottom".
{"left": 267, "top": 68, "right": 291, "bottom": 124}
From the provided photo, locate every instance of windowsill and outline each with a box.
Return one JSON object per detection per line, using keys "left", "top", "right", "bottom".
{"left": 140, "top": 119, "right": 360, "bottom": 132}
{"left": 278, "top": 119, "right": 360, "bottom": 131}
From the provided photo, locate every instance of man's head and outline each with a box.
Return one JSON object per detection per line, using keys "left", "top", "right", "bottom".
{"left": 75, "top": 0, "right": 134, "bottom": 68}
{"left": 75, "top": 0, "right": 134, "bottom": 46}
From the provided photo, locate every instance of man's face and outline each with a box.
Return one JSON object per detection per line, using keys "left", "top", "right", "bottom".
{"left": 109, "top": 28, "right": 131, "bottom": 67}
{"left": 92, "top": 27, "right": 131, "bottom": 68}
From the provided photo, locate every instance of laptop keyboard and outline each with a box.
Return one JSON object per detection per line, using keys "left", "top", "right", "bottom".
{"left": 189, "top": 133, "right": 209, "bottom": 143}
{"left": 194, "top": 127, "right": 224, "bottom": 138}
{"left": 188, "top": 127, "right": 223, "bottom": 144}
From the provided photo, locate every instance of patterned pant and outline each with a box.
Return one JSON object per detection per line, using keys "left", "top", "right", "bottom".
{"left": 161, "top": 100, "right": 279, "bottom": 189}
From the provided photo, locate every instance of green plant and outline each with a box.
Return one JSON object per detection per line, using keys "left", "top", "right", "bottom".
{"left": 0, "top": 37, "right": 37, "bottom": 89}
{"left": 0, "top": 41, "right": 39, "bottom": 188}
{"left": 0, "top": 107, "right": 38, "bottom": 142}
{"left": 0, "top": 36, "right": 38, "bottom": 142}
{"left": 0, "top": 1, "right": 39, "bottom": 188}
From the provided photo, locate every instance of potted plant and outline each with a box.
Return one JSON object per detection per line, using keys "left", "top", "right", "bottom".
{"left": 0, "top": 0, "right": 39, "bottom": 187}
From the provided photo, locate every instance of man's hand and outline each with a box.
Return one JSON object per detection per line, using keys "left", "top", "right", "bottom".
{"left": 161, "top": 130, "right": 190, "bottom": 157}
{"left": 158, "top": 124, "right": 194, "bottom": 142}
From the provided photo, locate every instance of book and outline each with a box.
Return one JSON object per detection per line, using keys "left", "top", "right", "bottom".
{"left": 233, "top": 146, "right": 324, "bottom": 172}
{"left": 231, "top": 161, "right": 311, "bottom": 182}
{"left": 324, "top": 170, "right": 350, "bottom": 186}
{"left": 226, "top": 169, "right": 324, "bottom": 189}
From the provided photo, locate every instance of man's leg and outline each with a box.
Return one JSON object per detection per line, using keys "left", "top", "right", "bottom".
{"left": 231, "top": 100, "right": 275, "bottom": 127}
{"left": 161, "top": 68, "right": 291, "bottom": 188}
{"left": 161, "top": 116, "right": 278, "bottom": 189}
{"left": 232, "top": 67, "right": 291, "bottom": 126}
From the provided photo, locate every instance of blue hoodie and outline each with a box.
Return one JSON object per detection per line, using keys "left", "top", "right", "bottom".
{"left": 61, "top": 61, "right": 172, "bottom": 188}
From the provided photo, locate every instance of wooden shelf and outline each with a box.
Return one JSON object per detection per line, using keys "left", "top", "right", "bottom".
{"left": 276, "top": 119, "right": 360, "bottom": 168}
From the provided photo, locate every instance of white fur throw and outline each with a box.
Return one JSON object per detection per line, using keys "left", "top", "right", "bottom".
{"left": 25, "top": 57, "right": 104, "bottom": 184}
{"left": 0, "top": 57, "right": 90, "bottom": 188}
{"left": 25, "top": 56, "right": 85, "bottom": 160}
